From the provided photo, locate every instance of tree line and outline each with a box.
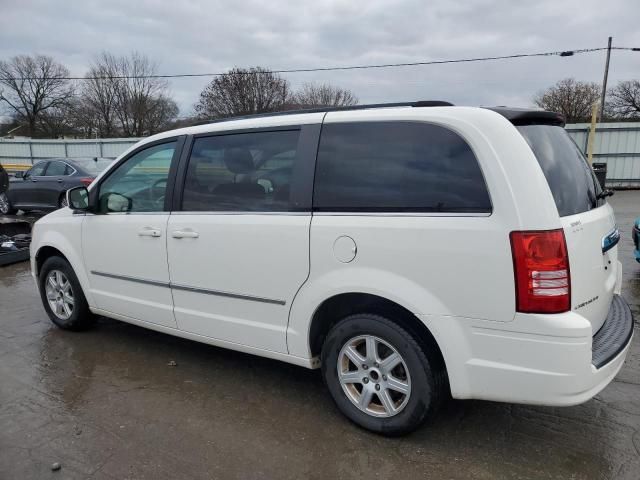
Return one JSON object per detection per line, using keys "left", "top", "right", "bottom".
{"left": 534, "top": 77, "right": 640, "bottom": 123}
{"left": 0, "top": 54, "right": 357, "bottom": 139}
{"left": 2, "top": 52, "right": 640, "bottom": 139}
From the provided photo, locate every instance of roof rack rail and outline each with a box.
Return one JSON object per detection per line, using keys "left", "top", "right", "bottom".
{"left": 200, "top": 100, "right": 454, "bottom": 125}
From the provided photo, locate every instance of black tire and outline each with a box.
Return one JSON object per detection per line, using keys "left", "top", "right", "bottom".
{"left": 0, "top": 193, "right": 16, "bottom": 215}
{"left": 38, "top": 256, "right": 95, "bottom": 330}
{"left": 322, "top": 313, "right": 445, "bottom": 436}
{"left": 58, "top": 192, "right": 68, "bottom": 209}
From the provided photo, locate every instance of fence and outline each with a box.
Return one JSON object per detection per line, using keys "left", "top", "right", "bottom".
{"left": 565, "top": 122, "right": 640, "bottom": 187}
{"left": 0, "top": 137, "right": 140, "bottom": 172}
{"left": 1, "top": 122, "right": 640, "bottom": 186}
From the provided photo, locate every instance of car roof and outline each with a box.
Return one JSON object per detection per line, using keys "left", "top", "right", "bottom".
{"left": 131, "top": 101, "right": 566, "bottom": 153}
{"left": 185, "top": 101, "right": 565, "bottom": 128}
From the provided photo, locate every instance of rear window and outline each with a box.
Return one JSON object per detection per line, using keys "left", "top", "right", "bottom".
{"left": 313, "top": 122, "right": 491, "bottom": 213}
{"left": 517, "top": 125, "right": 603, "bottom": 217}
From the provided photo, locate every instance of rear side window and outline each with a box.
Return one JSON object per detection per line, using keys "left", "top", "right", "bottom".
{"left": 313, "top": 122, "right": 491, "bottom": 213}
{"left": 44, "top": 161, "right": 67, "bottom": 176}
{"left": 181, "top": 130, "right": 300, "bottom": 212}
{"left": 517, "top": 125, "right": 603, "bottom": 217}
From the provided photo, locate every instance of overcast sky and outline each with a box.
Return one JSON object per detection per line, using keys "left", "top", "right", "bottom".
{"left": 1, "top": 0, "right": 639, "bottom": 118}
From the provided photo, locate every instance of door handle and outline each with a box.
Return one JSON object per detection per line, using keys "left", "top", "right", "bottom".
{"left": 172, "top": 230, "right": 199, "bottom": 239}
{"left": 138, "top": 227, "right": 162, "bottom": 237}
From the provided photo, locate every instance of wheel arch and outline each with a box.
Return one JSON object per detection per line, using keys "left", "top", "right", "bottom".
{"left": 34, "top": 245, "right": 70, "bottom": 277}
{"left": 307, "top": 292, "right": 448, "bottom": 386}
{"left": 33, "top": 236, "right": 94, "bottom": 307}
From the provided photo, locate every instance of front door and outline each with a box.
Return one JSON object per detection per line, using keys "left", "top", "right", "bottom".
{"left": 167, "top": 127, "right": 317, "bottom": 352}
{"left": 82, "top": 139, "right": 182, "bottom": 328}
{"left": 11, "top": 161, "right": 48, "bottom": 208}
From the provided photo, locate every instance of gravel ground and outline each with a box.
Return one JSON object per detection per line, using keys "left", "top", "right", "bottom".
{"left": 0, "top": 192, "right": 639, "bottom": 480}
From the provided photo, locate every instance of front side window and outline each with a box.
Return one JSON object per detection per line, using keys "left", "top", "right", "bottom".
{"left": 181, "top": 130, "right": 300, "bottom": 212}
{"left": 26, "top": 162, "right": 47, "bottom": 177}
{"left": 313, "top": 122, "right": 491, "bottom": 213}
{"left": 98, "top": 141, "right": 176, "bottom": 213}
{"left": 45, "top": 161, "right": 67, "bottom": 176}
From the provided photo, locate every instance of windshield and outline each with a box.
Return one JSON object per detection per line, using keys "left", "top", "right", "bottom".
{"left": 73, "top": 158, "right": 114, "bottom": 175}
{"left": 517, "top": 125, "right": 604, "bottom": 217}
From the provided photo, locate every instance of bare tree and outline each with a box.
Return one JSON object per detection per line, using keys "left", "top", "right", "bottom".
{"left": 195, "top": 67, "right": 290, "bottom": 119}
{"left": 0, "top": 55, "right": 74, "bottom": 136}
{"left": 145, "top": 95, "right": 179, "bottom": 134}
{"left": 291, "top": 82, "right": 358, "bottom": 108}
{"left": 533, "top": 78, "right": 601, "bottom": 123}
{"left": 79, "top": 53, "right": 121, "bottom": 137}
{"left": 110, "top": 52, "right": 177, "bottom": 136}
{"left": 608, "top": 80, "right": 640, "bottom": 119}
{"left": 37, "top": 104, "right": 76, "bottom": 138}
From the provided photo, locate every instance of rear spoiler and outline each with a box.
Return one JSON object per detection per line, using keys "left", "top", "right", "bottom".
{"left": 484, "top": 107, "right": 566, "bottom": 127}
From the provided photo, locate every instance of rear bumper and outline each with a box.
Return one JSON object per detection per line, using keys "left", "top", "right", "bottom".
{"left": 422, "top": 294, "right": 634, "bottom": 406}
{"left": 592, "top": 295, "right": 634, "bottom": 368}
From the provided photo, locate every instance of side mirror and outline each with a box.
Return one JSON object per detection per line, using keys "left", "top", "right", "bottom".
{"left": 14, "top": 171, "right": 24, "bottom": 179}
{"left": 103, "top": 192, "right": 132, "bottom": 213}
{"left": 67, "top": 186, "right": 90, "bottom": 211}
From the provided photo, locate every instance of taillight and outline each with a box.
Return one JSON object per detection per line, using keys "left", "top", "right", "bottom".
{"left": 510, "top": 229, "right": 570, "bottom": 314}
{"left": 79, "top": 177, "right": 94, "bottom": 186}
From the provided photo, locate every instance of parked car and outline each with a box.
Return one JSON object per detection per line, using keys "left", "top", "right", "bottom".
{"left": 0, "top": 157, "right": 113, "bottom": 214}
{"left": 633, "top": 217, "right": 640, "bottom": 262}
{"left": 30, "top": 102, "right": 634, "bottom": 435}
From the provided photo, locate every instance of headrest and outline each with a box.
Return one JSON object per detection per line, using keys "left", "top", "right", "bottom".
{"left": 224, "top": 148, "right": 255, "bottom": 174}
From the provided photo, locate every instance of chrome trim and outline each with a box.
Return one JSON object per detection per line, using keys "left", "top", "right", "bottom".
{"left": 91, "top": 270, "right": 169, "bottom": 288}
{"left": 90, "top": 271, "right": 285, "bottom": 305}
{"left": 312, "top": 211, "right": 492, "bottom": 217}
{"left": 172, "top": 211, "right": 308, "bottom": 216}
{"left": 602, "top": 226, "right": 620, "bottom": 254}
{"left": 84, "top": 211, "right": 169, "bottom": 216}
{"left": 171, "top": 283, "right": 286, "bottom": 305}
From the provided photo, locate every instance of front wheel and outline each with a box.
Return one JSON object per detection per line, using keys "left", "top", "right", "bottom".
{"left": 38, "top": 256, "right": 95, "bottom": 330}
{"left": 322, "top": 313, "right": 445, "bottom": 436}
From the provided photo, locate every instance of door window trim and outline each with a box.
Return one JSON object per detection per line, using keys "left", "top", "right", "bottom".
{"left": 88, "top": 136, "right": 186, "bottom": 214}
{"left": 171, "top": 125, "right": 320, "bottom": 213}
{"left": 44, "top": 160, "right": 75, "bottom": 177}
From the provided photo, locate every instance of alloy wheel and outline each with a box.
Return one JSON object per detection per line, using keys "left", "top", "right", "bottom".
{"left": 337, "top": 335, "right": 411, "bottom": 418}
{"left": 45, "top": 270, "right": 74, "bottom": 320}
{"left": 0, "top": 194, "right": 9, "bottom": 214}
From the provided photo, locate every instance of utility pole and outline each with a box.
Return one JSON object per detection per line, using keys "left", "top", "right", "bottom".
{"left": 599, "top": 36, "right": 612, "bottom": 120}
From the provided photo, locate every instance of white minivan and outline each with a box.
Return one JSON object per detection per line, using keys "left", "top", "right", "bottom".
{"left": 31, "top": 102, "right": 634, "bottom": 435}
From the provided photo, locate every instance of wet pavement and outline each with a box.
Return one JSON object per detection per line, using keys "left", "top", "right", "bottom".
{"left": 1, "top": 194, "right": 639, "bottom": 480}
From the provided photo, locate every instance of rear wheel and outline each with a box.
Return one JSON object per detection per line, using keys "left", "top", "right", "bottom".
{"left": 38, "top": 256, "right": 95, "bottom": 330}
{"left": 58, "top": 193, "right": 68, "bottom": 209}
{"left": 0, "top": 193, "right": 16, "bottom": 215}
{"left": 322, "top": 313, "right": 445, "bottom": 436}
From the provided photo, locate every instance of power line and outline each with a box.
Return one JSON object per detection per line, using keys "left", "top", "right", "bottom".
{"left": 6, "top": 46, "right": 639, "bottom": 82}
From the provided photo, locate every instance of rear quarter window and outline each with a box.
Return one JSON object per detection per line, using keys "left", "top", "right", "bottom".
{"left": 517, "top": 125, "right": 603, "bottom": 217}
{"left": 313, "top": 121, "right": 491, "bottom": 213}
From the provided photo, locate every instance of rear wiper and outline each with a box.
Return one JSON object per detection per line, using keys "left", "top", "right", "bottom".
{"left": 596, "top": 189, "right": 615, "bottom": 199}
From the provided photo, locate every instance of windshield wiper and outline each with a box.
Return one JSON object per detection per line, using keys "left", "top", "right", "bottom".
{"left": 596, "top": 189, "right": 615, "bottom": 199}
